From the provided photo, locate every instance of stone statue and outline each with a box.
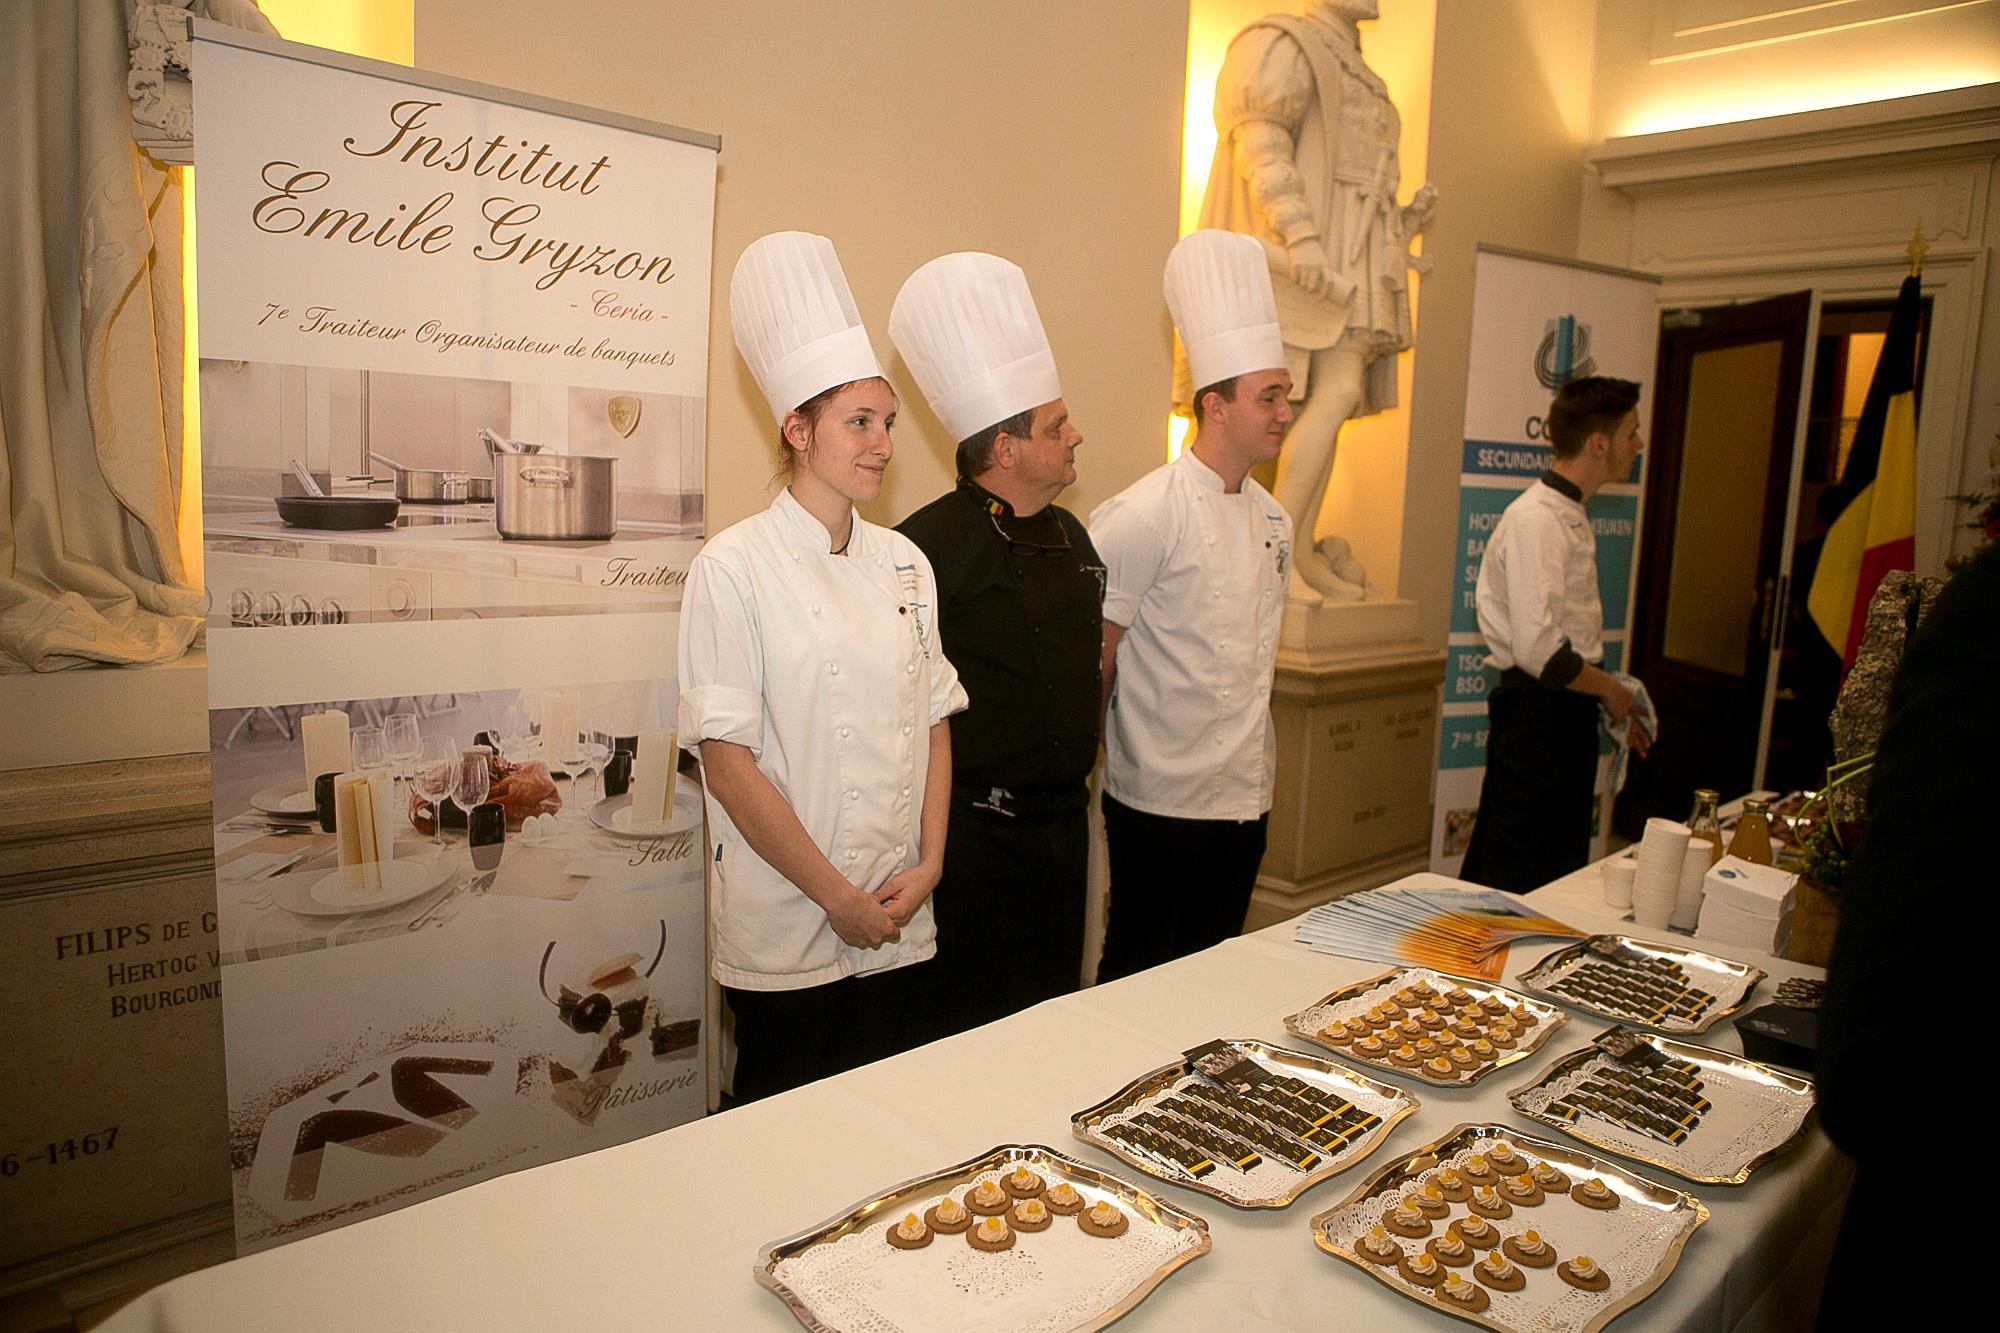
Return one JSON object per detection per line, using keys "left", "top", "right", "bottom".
{"left": 1182, "top": 0, "right": 1436, "bottom": 605}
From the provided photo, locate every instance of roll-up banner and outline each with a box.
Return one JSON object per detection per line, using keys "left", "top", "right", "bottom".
{"left": 192, "top": 22, "right": 717, "bottom": 1253}
{"left": 1431, "top": 247, "right": 1659, "bottom": 877}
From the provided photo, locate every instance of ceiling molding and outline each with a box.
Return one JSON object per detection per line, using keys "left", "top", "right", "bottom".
{"left": 1588, "top": 82, "right": 2000, "bottom": 188}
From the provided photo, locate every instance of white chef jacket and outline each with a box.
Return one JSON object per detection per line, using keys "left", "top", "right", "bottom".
{"left": 678, "top": 487, "right": 968, "bottom": 991}
{"left": 1474, "top": 476, "right": 1604, "bottom": 680}
{"left": 1090, "top": 448, "right": 1292, "bottom": 821}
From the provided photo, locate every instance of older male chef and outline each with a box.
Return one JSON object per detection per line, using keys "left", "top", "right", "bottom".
{"left": 892, "top": 252, "right": 1104, "bottom": 1037}
{"left": 1090, "top": 230, "right": 1293, "bottom": 982}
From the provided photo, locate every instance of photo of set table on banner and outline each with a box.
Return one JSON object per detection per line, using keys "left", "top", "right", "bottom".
{"left": 210, "top": 683, "right": 697, "bottom": 963}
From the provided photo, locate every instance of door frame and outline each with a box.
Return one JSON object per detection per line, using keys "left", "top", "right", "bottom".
{"left": 1635, "top": 291, "right": 1819, "bottom": 798}
{"left": 1646, "top": 247, "right": 1985, "bottom": 790}
{"left": 1651, "top": 248, "right": 1986, "bottom": 585}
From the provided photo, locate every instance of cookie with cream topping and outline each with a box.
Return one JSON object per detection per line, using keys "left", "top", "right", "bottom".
{"left": 1425, "top": 1225, "right": 1475, "bottom": 1267}
{"left": 1356, "top": 1224, "right": 1404, "bottom": 1266}
{"left": 1558, "top": 1253, "right": 1611, "bottom": 1291}
{"left": 924, "top": 1193, "right": 972, "bottom": 1234}
{"left": 1010, "top": 1197, "right": 1052, "bottom": 1232}
{"left": 967, "top": 1213, "right": 1014, "bottom": 1252}
{"left": 1438, "top": 1272, "right": 1491, "bottom": 1313}
{"left": 1042, "top": 1180, "right": 1085, "bottom": 1216}
{"left": 1474, "top": 1248, "right": 1526, "bottom": 1292}
{"left": 1397, "top": 1248, "right": 1448, "bottom": 1287}
{"left": 1502, "top": 1228, "right": 1558, "bottom": 1268}
{"left": 1000, "top": 1163, "right": 1045, "bottom": 1199}
{"left": 1077, "top": 1198, "right": 1129, "bottom": 1238}
{"left": 886, "top": 1211, "right": 933, "bottom": 1250}
{"left": 965, "top": 1177, "right": 1012, "bottom": 1216}
{"left": 1570, "top": 1177, "right": 1620, "bottom": 1210}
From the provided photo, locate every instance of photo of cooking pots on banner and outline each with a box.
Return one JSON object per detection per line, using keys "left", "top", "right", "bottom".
{"left": 209, "top": 681, "right": 700, "bottom": 964}
{"left": 198, "top": 359, "right": 705, "bottom": 623}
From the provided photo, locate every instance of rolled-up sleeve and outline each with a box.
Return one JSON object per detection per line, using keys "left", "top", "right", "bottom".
{"left": 1089, "top": 497, "right": 1166, "bottom": 630}
{"left": 676, "top": 552, "right": 766, "bottom": 756}
{"left": 903, "top": 549, "right": 969, "bottom": 727}
{"left": 1502, "top": 511, "right": 1575, "bottom": 684}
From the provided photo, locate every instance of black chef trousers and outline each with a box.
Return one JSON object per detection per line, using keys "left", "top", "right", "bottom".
{"left": 1458, "top": 670, "right": 1600, "bottom": 893}
{"left": 917, "top": 792, "right": 1090, "bottom": 1042}
{"left": 723, "top": 962, "right": 924, "bottom": 1105}
{"left": 1097, "top": 793, "right": 1269, "bottom": 983}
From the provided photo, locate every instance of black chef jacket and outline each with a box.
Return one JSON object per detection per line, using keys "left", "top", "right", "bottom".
{"left": 897, "top": 480, "right": 1104, "bottom": 797}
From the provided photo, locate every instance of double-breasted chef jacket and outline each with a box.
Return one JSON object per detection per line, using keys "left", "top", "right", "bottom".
{"left": 1474, "top": 471, "right": 1604, "bottom": 687}
{"left": 679, "top": 487, "right": 968, "bottom": 991}
{"left": 1090, "top": 448, "right": 1293, "bottom": 823}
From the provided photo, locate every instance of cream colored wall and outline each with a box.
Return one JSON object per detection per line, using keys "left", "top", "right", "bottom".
{"left": 1399, "top": 0, "right": 1598, "bottom": 651}
{"left": 1590, "top": 0, "right": 2000, "bottom": 139}
{"left": 415, "top": 0, "right": 1190, "bottom": 533}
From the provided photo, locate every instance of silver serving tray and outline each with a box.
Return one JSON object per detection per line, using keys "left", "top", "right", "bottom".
{"left": 1507, "top": 1027, "right": 1816, "bottom": 1186}
{"left": 1517, "top": 934, "right": 1765, "bottom": 1035}
{"left": 1282, "top": 967, "right": 1568, "bottom": 1087}
{"left": 753, "top": 1143, "right": 1211, "bottom": 1332}
{"left": 1070, "top": 1039, "right": 1418, "bottom": 1210}
{"left": 1311, "top": 1123, "right": 1709, "bottom": 1333}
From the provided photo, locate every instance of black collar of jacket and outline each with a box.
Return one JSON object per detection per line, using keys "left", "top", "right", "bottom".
{"left": 1538, "top": 469, "right": 1584, "bottom": 503}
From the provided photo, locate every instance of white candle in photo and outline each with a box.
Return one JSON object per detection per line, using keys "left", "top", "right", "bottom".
{"left": 301, "top": 709, "right": 352, "bottom": 791}
{"left": 630, "top": 730, "right": 678, "bottom": 828}
{"left": 541, "top": 691, "right": 578, "bottom": 767}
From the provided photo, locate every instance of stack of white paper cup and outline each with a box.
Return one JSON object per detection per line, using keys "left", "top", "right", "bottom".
{"left": 1671, "top": 838, "right": 1714, "bottom": 931}
{"left": 1601, "top": 854, "right": 1639, "bottom": 910}
{"left": 1632, "top": 818, "right": 1690, "bottom": 929}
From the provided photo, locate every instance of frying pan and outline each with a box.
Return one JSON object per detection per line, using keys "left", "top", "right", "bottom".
{"left": 274, "top": 495, "right": 401, "bottom": 529}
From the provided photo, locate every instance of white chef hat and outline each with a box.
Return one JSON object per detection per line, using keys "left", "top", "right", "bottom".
{"left": 889, "top": 252, "right": 1062, "bottom": 442}
{"left": 1165, "top": 229, "right": 1284, "bottom": 391}
{"left": 729, "top": 231, "right": 884, "bottom": 425}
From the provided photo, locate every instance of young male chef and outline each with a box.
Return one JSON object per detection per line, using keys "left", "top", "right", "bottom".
{"left": 1458, "top": 375, "right": 1651, "bottom": 893}
{"left": 1089, "top": 229, "right": 1294, "bottom": 981}
{"left": 891, "top": 252, "right": 1104, "bottom": 1036}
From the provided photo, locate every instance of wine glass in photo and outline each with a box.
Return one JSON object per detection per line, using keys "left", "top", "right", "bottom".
{"left": 495, "top": 698, "right": 533, "bottom": 764}
{"left": 556, "top": 716, "right": 597, "bottom": 821}
{"left": 384, "top": 713, "right": 421, "bottom": 800}
{"left": 414, "top": 736, "right": 460, "bottom": 847}
{"left": 584, "top": 725, "right": 613, "bottom": 810}
{"left": 451, "top": 749, "right": 492, "bottom": 864}
{"left": 351, "top": 726, "right": 387, "bottom": 774}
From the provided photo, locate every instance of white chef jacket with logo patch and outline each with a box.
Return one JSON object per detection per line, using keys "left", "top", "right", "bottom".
{"left": 1090, "top": 449, "right": 1292, "bottom": 821}
{"left": 1474, "top": 478, "right": 1604, "bottom": 678}
{"left": 678, "top": 487, "right": 968, "bottom": 991}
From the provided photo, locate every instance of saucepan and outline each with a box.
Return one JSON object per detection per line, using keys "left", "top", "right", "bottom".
{"left": 494, "top": 453, "right": 617, "bottom": 541}
{"left": 369, "top": 451, "right": 468, "bottom": 504}
{"left": 479, "top": 427, "right": 545, "bottom": 461}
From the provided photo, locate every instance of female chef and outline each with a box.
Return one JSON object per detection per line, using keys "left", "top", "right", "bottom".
{"left": 678, "top": 232, "right": 967, "bottom": 1102}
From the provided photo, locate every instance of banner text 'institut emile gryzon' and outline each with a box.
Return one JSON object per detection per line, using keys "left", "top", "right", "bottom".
{"left": 193, "top": 23, "right": 717, "bottom": 1252}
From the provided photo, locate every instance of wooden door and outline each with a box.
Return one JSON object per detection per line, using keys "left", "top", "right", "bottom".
{"left": 1615, "top": 292, "right": 1813, "bottom": 835}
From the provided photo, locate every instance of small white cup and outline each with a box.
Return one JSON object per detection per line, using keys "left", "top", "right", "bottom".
{"left": 1601, "top": 856, "right": 1638, "bottom": 910}
{"left": 1671, "top": 838, "right": 1713, "bottom": 930}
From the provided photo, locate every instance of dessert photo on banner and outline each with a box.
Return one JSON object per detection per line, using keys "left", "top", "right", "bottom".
{"left": 221, "top": 900, "right": 703, "bottom": 1253}
{"left": 199, "top": 357, "right": 704, "bottom": 626}
{"left": 209, "top": 681, "right": 697, "bottom": 964}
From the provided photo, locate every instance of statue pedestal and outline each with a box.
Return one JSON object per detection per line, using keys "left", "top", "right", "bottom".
{"left": 1249, "top": 597, "right": 1444, "bottom": 931}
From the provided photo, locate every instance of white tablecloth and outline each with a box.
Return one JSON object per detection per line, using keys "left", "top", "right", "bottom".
{"left": 103, "top": 892, "right": 1847, "bottom": 1331}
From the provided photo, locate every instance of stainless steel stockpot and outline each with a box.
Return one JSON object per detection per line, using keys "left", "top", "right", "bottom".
{"left": 493, "top": 453, "right": 616, "bottom": 540}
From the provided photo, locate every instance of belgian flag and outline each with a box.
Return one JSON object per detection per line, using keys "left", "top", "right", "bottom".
{"left": 1807, "top": 276, "right": 1921, "bottom": 667}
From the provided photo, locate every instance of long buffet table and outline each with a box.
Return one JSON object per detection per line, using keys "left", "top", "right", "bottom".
{"left": 104, "top": 882, "right": 1848, "bottom": 1331}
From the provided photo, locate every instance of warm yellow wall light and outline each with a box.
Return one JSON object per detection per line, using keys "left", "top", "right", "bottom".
{"left": 179, "top": 1, "right": 414, "bottom": 584}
